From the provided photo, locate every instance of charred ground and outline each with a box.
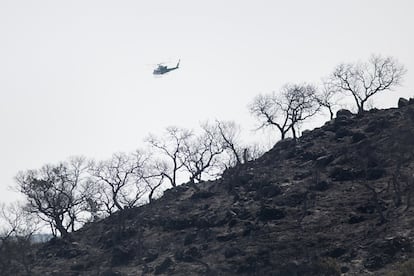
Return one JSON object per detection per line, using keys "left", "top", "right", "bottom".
{"left": 28, "top": 101, "right": 414, "bottom": 275}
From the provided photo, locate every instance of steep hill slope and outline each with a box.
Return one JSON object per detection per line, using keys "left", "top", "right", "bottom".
{"left": 32, "top": 102, "right": 414, "bottom": 275}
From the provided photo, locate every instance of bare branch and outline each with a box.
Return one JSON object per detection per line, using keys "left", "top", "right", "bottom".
{"left": 330, "top": 55, "right": 406, "bottom": 113}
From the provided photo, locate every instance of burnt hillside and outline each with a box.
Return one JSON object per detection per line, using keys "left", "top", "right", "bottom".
{"left": 31, "top": 100, "right": 414, "bottom": 275}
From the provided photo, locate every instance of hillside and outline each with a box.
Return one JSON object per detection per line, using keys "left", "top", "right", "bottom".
{"left": 30, "top": 100, "right": 414, "bottom": 275}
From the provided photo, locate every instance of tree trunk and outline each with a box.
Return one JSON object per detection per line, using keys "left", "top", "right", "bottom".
{"left": 358, "top": 101, "right": 365, "bottom": 114}
{"left": 291, "top": 127, "right": 297, "bottom": 139}
{"left": 54, "top": 217, "right": 69, "bottom": 238}
{"left": 329, "top": 107, "right": 334, "bottom": 120}
{"left": 280, "top": 130, "right": 286, "bottom": 140}
{"left": 113, "top": 195, "right": 124, "bottom": 211}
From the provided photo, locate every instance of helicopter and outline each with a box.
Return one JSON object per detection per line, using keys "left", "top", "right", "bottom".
{"left": 153, "top": 59, "right": 180, "bottom": 75}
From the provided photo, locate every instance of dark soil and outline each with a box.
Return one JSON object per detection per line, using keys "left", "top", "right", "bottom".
{"left": 29, "top": 103, "right": 414, "bottom": 275}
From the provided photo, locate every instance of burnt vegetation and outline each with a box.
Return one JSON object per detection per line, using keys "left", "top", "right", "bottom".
{"left": 1, "top": 55, "right": 414, "bottom": 275}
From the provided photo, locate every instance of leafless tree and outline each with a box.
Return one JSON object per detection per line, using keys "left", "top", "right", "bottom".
{"left": 329, "top": 55, "right": 406, "bottom": 114}
{"left": 214, "top": 120, "right": 244, "bottom": 166}
{"left": 142, "top": 159, "right": 168, "bottom": 203}
{"left": 244, "top": 142, "right": 266, "bottom": 162}
{"left": 0, "top": 202, "right": 39, "bottom": 275}
{"left": 283, "top": 84, "right": 320, "bottom": 138}
{"left": 0, "top": 202, "right": 38, "bottom": 241}
{"left": 89, "top": 151, "right": 148, "bottom": 214}
{"left": 15, "top": 157, "right": 89, "bottom": 238}
{"left": 207, "top": 120, "right": 265, "bottom": 169}
{"left": 146, "top": 127, "right": 193, "bottom": 187}
{"left": 180, "top": 123, "right": 224, "bottom": 183}
{"left": 249, "top": 83, "right": 319, "bottom": 139}
{"left": 316, "top": 80, "right": 342, "bottom": 120}
{"left": 249, "top": 93, "right": 291, "bottom": 140}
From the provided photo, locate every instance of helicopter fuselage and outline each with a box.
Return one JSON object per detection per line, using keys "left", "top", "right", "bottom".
{"left": 153, "top": 60, "right": 180, "bottom": 75}
{"left": 153, "top": 66, "right": 178, "bottom": 75}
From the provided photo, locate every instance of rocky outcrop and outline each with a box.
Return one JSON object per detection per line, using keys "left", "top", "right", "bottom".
{"left": 398, "top": 97, "right": 409, "bottom": 107}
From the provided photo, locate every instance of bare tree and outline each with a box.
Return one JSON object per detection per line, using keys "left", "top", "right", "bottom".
{"left": 142, "top": 160, "right": 167, "bottom": 203}
{"left": 243, "top": 142, "right": 266, "bottom": 163}
{"left": 146, "top": 127, "right": 192, "bottom": 187}
{"left": 249, "top": 83, "right": 319, "bottom": 139}
{"left": 329, "top": 55, "right": 406, "bottom": 114}
{"left": 215, "top": 120, "right": 244, "bottom": 166}
{"left": 0, "top": 202, "right": 38, "bottom": 241}
{"left": 316, "top": 80, "right": 342, "bottom": 120}
{"left": 249, "top": 93, "right": 291, "bottom": 140}
{"left": 282, "top": 84, "right": 319, "bottom": 139}
{"left": 0, "top": 202, "right": 39, "bottom": 275}
{"left": 15, "top": 157, "right": 90, "bottom": 238}
{"left": 180, "top": 123, "right": 224, "bottom": 183}
{"left": 89, "top": 151, "right": 148, "bottom": 214}
{"left": 207, "top": 120, "right": 265, "bottom": 169}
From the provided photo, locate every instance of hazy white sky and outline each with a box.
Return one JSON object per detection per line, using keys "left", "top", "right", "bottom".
{"left": 1, "top": 0, "right": 413, "bottom": 203}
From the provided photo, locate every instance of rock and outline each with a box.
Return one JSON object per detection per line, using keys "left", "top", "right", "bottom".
{"left": 274, "top": 137, "right": 296, "bottom": 149}
{"left": 302, "top": 129, "right": 312, "bottom": 136}
{"left": 378, "top": 236, "right": 412, "bottom": 256}
{"left": 310, "top": 180, "right": 331, "bottom": 191}
{"left": 236, "top": 256, "right": 259, "bottom": 274}
{"left": 143, "top": 249, "right": 158, "bottom": 263}
{"left": 70, "top": 262, "right": 87, "bottom": 271}
{"left": 216, "top": 233, "right": 237, "bottom": 242}
{"left": 262, "top": 184, "right": 282, "bottom": 196}
{"left": 329, "top": 167, "right": 362, "bottom": 181}
{"left": 356, "top": 204, "right": 376, "bottom": 214}
{"left": 224, "top": 247, "right": 242, "bottom": 258}
{"left": 335, "top": 128, "right": 353, "bottom": 139}
{"left": 409, "top": 98, "right": 414, "bottom": 105}
{"left": 326, "top": 247, "right": 347, "bottom": 258}
{"left": 336, "top": 109, "right": 353, "bottom": 118}
{"left": 398, "top": 97, "right": 409, "bottom": 108}
{"left": 185, "top": 246, "right": 201, "bottom": 258}
{"left": 348, "top": 214, "right": 366, "bottom": 224}
{"left": 334, "top": 116, "right": 355, "bottom": 127}
{"left": 229, "top": 171, "right": 254, "bottom": 186}
{"left": 111, "top": 245, "right": 135, "bottom": 266}
{"left": 365, "top": 168, "right": 386, "bottom": 180}
{"left": 174, "top": 247, "right": 202, "bottom": 262}
{"left": 257, "top": 206, "right": 286, "bottom": 221}
{"left": 300, "top": 151, "right": 319, "bottom": 161}
{"left": 174, "top": 250, "right": 187, "bottom": 262}
{"left": 154, "top": 257, "right": 173, "bottom": 275}
{"left": 230, "top": 207, "right": 251, "bottom": 220}
{"left": 183, "top": 233, "right": 197, "bottom": 245}
{"left": 365, "top": 118, "right": 390, "bottom": 132}
{"left": 341, "top": 266, "right": 350, "bottom": 273}
{"left": 242, "top": 222, "right": 257, "bottom": 236}
{"left": 101, "top": 269, "right": 122, "bottom": 276}
{"left": 163, "top": 218, "right": 194, "bottom": 230}
{"left": 228, "top": 218, "right": 238, "bottom": 227}
{"left": 364, "top": 255, "right": 389, "bottom": 270}
{"left": 255, "top": 184, "right": 282, "bottom": 199}
{"left": 191, "top": 191, "right": 214, "bottom": 199}
{"left": 316, "top": 155, "right": 334, "bottom": 167}
{"left": 55, "top": 246, "right": 84, "bottom": 259}
{"left": 352, "top": 132, "right": 367, "bottom": 143}
{"left": 293, "top": 170, "right": 313, "bottom": 180}
{"left": 365, "top": 237, "right": 411, "bottom": 270}
{"left": 275, "top": 190, "right": 308, "bottom": 207}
